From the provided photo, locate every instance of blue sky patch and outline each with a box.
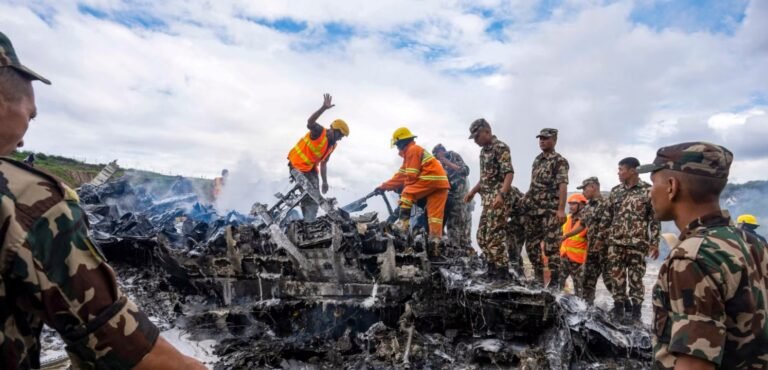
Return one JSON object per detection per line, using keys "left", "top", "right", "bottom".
{"left": 444, "top": 64, "right": 501, "bottom": 77}
{"left": 77, "top": 4, "right": 166, "bottom": 30}
{"left": 241, "top": 16, "right": 308, "bottom": 33}
{"left": 485, "top": 19, "right": 509, "bottom": 41}
{"left": 387, "top": 32, "right": 453, "bottom": 61}
{"left": 630, "top": 0, "right": 748, "bottom": 35}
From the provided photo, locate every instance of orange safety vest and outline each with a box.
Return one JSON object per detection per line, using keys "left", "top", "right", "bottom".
{"left": 287, "top": 128, "right": 336, "bottom": 172}
{"left": 560, "top": 214, "right": 588, "bottom": 264}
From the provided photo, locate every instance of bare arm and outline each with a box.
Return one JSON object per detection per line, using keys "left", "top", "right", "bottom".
{"left": 307, "top": 93, "right": 334, "bottom": 138}
{"left": 465, "top": 181, "right": 481, "bottom": 203}
{"left": 563, "top": 225, "right": 585, "bottom": 239}
{"left": 134, "top": 336, "right": 206, "bottom": 370}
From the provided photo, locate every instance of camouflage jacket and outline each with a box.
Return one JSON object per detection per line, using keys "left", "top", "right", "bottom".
{"left": 652, "top": 211, "right": 768, "bottom": 369}
{"left": 600, "top": 180, "right": 660, "bottom": 248}
{"left": 0, "top": 158, "right": 159, "bottom": 370}
{"left": 580, "top": 197, "right": 608, "bottom": 247}
{"left": 479, "top": 136, "right": 514, "bottom": 196}
{"left": 525, "top": 151, "right": 569, "bottom": 215}
{"left": 442, "top": 150, "right": 470, "bottom": 197}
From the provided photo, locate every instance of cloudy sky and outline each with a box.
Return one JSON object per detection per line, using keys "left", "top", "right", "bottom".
{"left": 2, "top": 0, "right": 767, "bottom": 208}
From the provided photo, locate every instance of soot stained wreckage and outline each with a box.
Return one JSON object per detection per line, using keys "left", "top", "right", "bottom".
{"left": 73, "top": 172, "right": 652, "bottom": 369}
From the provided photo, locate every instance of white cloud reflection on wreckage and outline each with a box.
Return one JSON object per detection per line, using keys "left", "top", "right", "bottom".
{"left": 0, "top": 0, "right": 765, "bottom": 210}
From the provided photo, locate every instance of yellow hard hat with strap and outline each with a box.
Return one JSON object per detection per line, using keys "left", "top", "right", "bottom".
{"left": 330, "top": 119, "right": 349, "bottom": 137}
{"left": 737, "top": 214, "right": 759, "bottom": 226}
{"left": 391, "top": 127, "right": 416, "bottom": 147}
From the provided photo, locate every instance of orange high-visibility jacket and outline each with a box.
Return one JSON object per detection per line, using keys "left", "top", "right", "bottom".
{"left": 288, "top": 128, "right": 336, "bottom": 172}
{"left": 379, "top": 142, "right": 450, "bottom": 191}
{"left": 560, "top": 214, "right": 588, "bottom": 264}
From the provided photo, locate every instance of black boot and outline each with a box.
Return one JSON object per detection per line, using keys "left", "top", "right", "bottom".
{"left": 611, "top": 302, "right": 625, "bottom": 322}
{"left": 548, "top": 270, "right": 561, "bottom": 292}
{"left": 631, "top": 301, "right": 642, "bottom": 323}
{"left": 622, "top": 301, "right": 634, "bottom": 325}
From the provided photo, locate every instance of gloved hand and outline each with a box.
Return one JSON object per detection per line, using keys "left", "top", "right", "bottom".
{"left": 373, "top": 187, "right": 385, "bottom": 196}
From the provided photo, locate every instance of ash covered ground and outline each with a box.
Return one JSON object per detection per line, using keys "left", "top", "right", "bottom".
{"left": 41, "top": 176, "right": 656, "bottom": 369}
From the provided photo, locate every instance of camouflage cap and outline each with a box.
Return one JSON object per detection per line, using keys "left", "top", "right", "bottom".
{"left": 637, "top": 142, "right": 733, "bottom": 178}
{"left": 468, "top": 118, "right": 490, "bottom": 139}
{"left": 0, "top": 31, "right": 50, "bottom": 85}
{"left": 576, "top": 176, "right": 599, "bottom": 190}
{"left": 432, "top": 143, "right": 446, "bottom": 154}
{"left": 536, "top": 128, "right": 558, "bottom": 138}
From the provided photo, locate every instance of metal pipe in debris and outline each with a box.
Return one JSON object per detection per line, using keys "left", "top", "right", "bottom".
{"left": 403, "top": 325, "right": 415, "bottom": 364}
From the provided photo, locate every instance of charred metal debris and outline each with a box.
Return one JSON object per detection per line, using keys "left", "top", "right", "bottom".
{"left": 77, "top": 174, "right": 652, "bottom": 369}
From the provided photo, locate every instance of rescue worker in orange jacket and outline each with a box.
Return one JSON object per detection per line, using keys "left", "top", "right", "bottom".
{"left": 376, "top": 127, "right": 450, "bottom": 256}
{"left": 287, "top": 93, "right": 350, "bottom": 221}
{"left": 558, "top": 193, "right": 588, "bottom": 295}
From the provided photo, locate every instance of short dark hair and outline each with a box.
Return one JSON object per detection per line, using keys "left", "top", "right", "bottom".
{"left": 679, "top": 172, "right": 727, "bottom": 203}
{"left": 395, "top": 137, "right": 414, "bottom": 150}
{"left": 618, "top": 157, "right": 640, "bottom": 169}
{"left": 0, "top": 67, "right": 33, "bottom": 102}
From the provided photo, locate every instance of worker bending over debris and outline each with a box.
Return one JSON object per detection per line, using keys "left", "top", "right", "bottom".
{"left": 376, "top": 127, "right": 450, "bottom": 258}
{"left": 287, "top": 93, "right": 349, "bottom": 221}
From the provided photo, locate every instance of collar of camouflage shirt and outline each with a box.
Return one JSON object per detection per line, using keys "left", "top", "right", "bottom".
{"left": 539, "top": 150, "right": 558, "bottom": 159}
{"left": 679, "top": 210, "right": 731, "bottom": 241}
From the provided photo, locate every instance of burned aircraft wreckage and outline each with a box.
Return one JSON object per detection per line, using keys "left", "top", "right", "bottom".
{"left": 75, "top": 171, "right": 652, "bottom": 369}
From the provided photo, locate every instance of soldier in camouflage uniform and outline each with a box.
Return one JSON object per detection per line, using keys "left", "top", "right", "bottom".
{"left": 640, "top": 142, "right": 768, "bottom": 369}
{"left": 433, "top": 144, "right": 471, "bottom": 255}
{"left": 523, "top": 128, "right": 569, "bottom": 289}
{"left": 464, "top": 119, "right": 515, "bottom": 279}
{"left": 0, "top": 31, "right": 204, "bottom": 369}
{"left": 600, "top": 157, "right": 660, "bottom": 322}
{"left": 577, "top": 177, "right": 611, "bottom": 304}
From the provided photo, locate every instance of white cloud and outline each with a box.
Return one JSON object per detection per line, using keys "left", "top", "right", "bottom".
{"left": 0, "top": 0, "right": 765, "bottom": 209}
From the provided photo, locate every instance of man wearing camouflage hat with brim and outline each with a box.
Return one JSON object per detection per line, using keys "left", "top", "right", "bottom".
{"left": 522, "top": 128, "right": 569, "bottom": 289}
{"left": 0, "top": 31, "right": 205, "bottom": 369}
{"left": 576, "top": 176, "right": 612, "bottom": 304}
{"left": 641, "top": 142, "right": 768, "bottom": 370}
{"left": 465, "top": 118, "right": 517, "bottom": 280}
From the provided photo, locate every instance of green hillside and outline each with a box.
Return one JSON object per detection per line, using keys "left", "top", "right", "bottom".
{"left": 9, "top": 151, "right": 213, "bottom": 199}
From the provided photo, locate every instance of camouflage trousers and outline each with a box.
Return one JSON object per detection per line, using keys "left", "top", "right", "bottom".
{"left": 606, "top": 244, "right": 647, "bottom": 305}
{"left": 477, "top": 194, "right": 509, "bottom": 269}
{"left": 524, "top": 212, "right": 562, "bottom": 285}
{"left": 559, "top": 258, "right": 583, "bottom": 296}
{"left": 581, "top": 244, "right": 612, "bottom": 304}
{"left": 444, "top": 194, "right": 472, "bottom": 256}
{"left": 507, "top": 218, "right": 525, "bottom": 276}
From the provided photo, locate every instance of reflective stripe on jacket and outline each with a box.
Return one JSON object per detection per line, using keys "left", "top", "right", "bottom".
{"left": 560, "top": 214, "right": 588, "bottom": 264}
{"left": 379, "top": 142, "right": 450, "bottom": 191}
{"left": 287, "top": 128, "right": 335, "bottom": 172}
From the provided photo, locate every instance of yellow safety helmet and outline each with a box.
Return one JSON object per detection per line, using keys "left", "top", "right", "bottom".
{"left": 330, "top": 119, "right": 349, "bottom": 137}
{"left": 737, "top": 214, "right": 759, "bottom": 226}
{"left": 391, "top": 127, "right": 417, "bottom": 147}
